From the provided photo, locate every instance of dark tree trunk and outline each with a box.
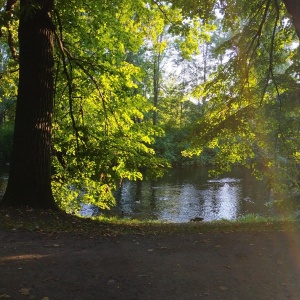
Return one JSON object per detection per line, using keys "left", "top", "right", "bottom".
{"left": 153, "top": 55, "right": 160, "bottom": 126}
{"left": 1, "top": 0, "right": 58, "bottom": 209}
{"left": 283, "top": 0, "right": 300, "bottom": 40}
{"left": 152, "top": 34, "right": 163, "bottom": 126}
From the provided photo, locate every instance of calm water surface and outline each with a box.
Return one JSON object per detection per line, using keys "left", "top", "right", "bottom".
{"left": 0, "top": 166, "right": 276, "bottom": 222}
{"left": 101, "top": 167, "right": 274, "bottom": 223}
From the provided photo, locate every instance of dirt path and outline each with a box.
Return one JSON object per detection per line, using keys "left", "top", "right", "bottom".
{"left": 1, "top": 229, "right": 300, "bottom": 299}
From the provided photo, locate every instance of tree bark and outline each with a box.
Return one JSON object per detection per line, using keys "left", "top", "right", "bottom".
{"left": 282, "top": 0, "right": 300, "bottom": 40}
{"left": 153, "top": 54, "right": 160, "bottom": 126}
{"left": 1, "top": 0, "right": 58, "bottom": 209}
{"left": 152, "top": 34, "right": 163, "bottom": 126}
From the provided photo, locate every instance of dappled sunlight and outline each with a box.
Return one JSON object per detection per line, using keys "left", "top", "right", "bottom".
{"left": 0, "top": 253, "right": 52, "bottom": 262}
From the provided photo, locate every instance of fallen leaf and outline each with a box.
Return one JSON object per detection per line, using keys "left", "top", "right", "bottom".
{"left": 220, "top": 286, "right": 228, "bottom": 291}
{"left": 108, "top": 279, "right": 115, "bottom": 285}
{"left": 19, "top": 288, "right": 31, "bottom": 296}
{"left": 41, "top": 297, "right": 50, "bottom": 300}
{"left": 0, "top": 295, "right": 11, "bottom": 299}
{"left": 43, "top": 276, "right": 56, "bottom": 282}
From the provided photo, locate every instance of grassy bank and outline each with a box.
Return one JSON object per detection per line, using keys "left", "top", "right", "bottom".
{"left": 0, "top": 208, "right": 299, "bottom": 237}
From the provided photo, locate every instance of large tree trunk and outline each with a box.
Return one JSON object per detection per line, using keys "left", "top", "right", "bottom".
{"left": 283, "top": 0, "right": 300, "bottom": 40}
{"left": 1, "top": 0, "right": 58, "bottom": 209}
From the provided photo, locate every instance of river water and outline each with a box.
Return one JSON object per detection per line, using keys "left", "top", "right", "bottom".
{"left": 0, "top": 166, "right": 278, "bottom": 222}
{"left": 100, "top": 166, "right": 276, "bottom": 223}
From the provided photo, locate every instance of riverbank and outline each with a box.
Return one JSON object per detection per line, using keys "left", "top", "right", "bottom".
{"left": 0, "top": 208, "right": 299, "bottom": 237}
{"left": 1, "top": 210, "right": 300, "bottom": 299}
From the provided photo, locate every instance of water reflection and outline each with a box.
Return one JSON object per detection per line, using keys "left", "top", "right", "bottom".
{"left": 109, "top": 167, "right": 274, "bottom": 223}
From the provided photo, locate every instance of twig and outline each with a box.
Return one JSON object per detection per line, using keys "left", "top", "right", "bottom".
{"left": 53, "top": 9, "right": 80, "bottom": 150}
{"left": 151, "top": 0, "right": 173, "bottom": 24}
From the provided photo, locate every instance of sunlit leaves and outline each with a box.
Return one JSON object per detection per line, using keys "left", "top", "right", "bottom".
{"left": 182, "top": 0, "right": 300, "bottom": 195}
{"left": 50, "top": 0, "right": 178, "bottom": 210}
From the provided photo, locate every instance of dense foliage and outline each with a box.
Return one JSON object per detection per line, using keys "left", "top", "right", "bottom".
{"left": 181, "top": 0, "right": 300, "bottom": 199}
{"left": 1, "top": 0, "right": 300, "bottom": 211}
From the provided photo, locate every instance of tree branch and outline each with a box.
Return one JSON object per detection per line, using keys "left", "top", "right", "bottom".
{"left": 151, "top": 0, "right": 173, "bottom": 24}
{"left": 53, "top": 9, "right": 80, "bottom": 150}
{"left": 5, "top": 0, "right": 19, "bottom": 61}
{"left": 260, "top": 0, "right": 280, "bottom": 106}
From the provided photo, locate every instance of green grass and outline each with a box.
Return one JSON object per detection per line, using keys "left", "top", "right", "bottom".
{"left": 0, "top": 208, "right": 299, "bottom": 237}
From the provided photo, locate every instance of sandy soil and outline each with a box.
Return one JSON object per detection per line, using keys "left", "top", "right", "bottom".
{"left": 1, "top": 229, "right": 300, "bottom": 300}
